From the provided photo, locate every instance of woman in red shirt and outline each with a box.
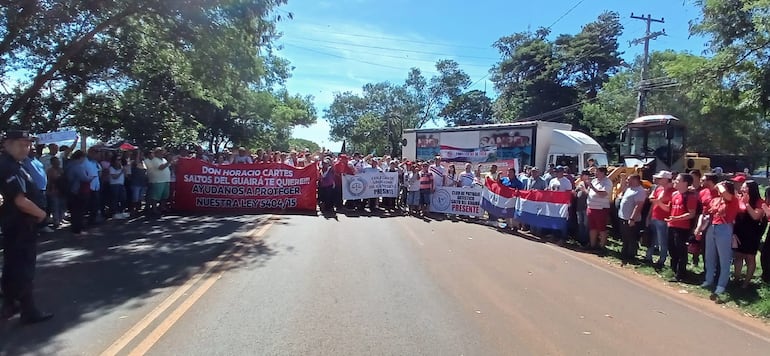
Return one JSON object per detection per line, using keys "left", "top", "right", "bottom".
{"left": 732, "top": 181, "right": 766, "bottom": 288}
{"left": 664, "top": 173, "right": 697, "bottom": 282}
{"left": 701, "top": 181, "right": 740, "bottom": 298}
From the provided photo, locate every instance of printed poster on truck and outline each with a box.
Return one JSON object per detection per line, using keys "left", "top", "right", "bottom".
{"left": 479, "top": 128, "right": 534, "bottom": 165}
{"left": 416, "top": 133, "right": 440, "bottom": 160}
{"left": 429, "top": 186, "right": 484, "bottom": 217}
{"left": 342, "top": 172, "right": 399, "bottom": 200}
{"left": 439, "top": 145, "right": 498, "bottom": 163}
{"left": 174, "top": 159, "right": 318, "bottom": 211}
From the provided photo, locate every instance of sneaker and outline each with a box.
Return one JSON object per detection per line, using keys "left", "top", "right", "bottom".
{"left": 112, "top": 213, "right": 126, "bottom": 220}
{"left": 39, "top": 226, "right": 54, "bottom": 233}
{"left": 121, "top": 212, "right": 131, "bottom": 219}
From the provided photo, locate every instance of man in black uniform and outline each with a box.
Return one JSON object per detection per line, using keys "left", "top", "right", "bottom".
{"left": 0, "top": 130, "right": 53, "bottom": 324}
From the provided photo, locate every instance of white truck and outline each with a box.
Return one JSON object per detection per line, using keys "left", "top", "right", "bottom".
{"left": 401, "top": 121, "right": 608, "bottom": 174}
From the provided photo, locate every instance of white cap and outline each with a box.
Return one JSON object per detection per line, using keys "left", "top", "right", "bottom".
{"left": 653, "top": 170, "right": 673, "bottom": 180}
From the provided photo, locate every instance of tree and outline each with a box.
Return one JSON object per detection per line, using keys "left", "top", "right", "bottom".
{"left": 439, "top": 90, "right": 493, "bottom": 126}
{"left": 490, "top": 28, "right": 575, "bottom": 122}
{"left": 582, "top": 50, "right": 767, "bottom": 158}
{"left": 688, "top": 0, "right": 770, "bottom": 160}
{"left": 325, "top": 59, "right": 471, "bottom": 156}
{"left": 489, "top": 12, "right": 624, "bottom": 125}
{"left": 555, "top": 11, "right": 624, "bottom": 100}
{"left": 287, "top": 138, "right": 320, "bottom": 153}
{"left": 0, "top": 0, "right": 302, "bottom": 148}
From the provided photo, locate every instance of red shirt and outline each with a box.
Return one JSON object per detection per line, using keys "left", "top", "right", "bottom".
{"left": 650, "top": 186, "right": 675, "bottom": 221}
{"left": 709, "top": 196, "right": 740, "bottom": 225}
{"left": 333, "top": 160, "right": 354, "bottom": 185}
{"left": 699, "top": 187, "right": 718, "bottom": 208}
{"left": 737, "top": 199, "right": 762, "bottom": 215}
{"left": 668, "top": 191, "right": 697, "bottom": 229}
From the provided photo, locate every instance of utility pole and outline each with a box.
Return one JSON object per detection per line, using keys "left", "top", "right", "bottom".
{"left": 630, "top": 13, "right": 665, "bottom": 117}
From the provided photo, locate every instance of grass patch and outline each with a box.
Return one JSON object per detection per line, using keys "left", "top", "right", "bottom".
{"left": 600, "top": 236, "right": 770, "bottom": 319}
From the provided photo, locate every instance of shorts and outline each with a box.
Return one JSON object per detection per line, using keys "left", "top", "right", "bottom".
{"left": 407, "top": 191, "right": 420, "bottom": 206}
{"left": 419, "top": 189, "right": 431, "bottom": 206}
{"left": 148, "top": 183, "right": 170, "bottom": 201}
{"left": 587, "top": 208, "right": 609, "bottom": 232}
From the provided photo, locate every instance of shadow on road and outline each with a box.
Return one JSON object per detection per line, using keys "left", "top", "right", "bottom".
{"left": 0, "top": 213, "right": 279, "bottom": 354}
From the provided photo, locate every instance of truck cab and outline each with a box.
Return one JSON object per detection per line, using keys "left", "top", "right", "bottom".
{"left": 546, "top": 129, "right": 609, "bottom": 174}
{"left": 618, "top": 114, "right": 709, "bottom": 180}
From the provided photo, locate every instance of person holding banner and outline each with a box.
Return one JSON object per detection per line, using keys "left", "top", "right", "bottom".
{"left": 458, "top": 163, "right": 476, "bottom": 188}
{"left": 318, "top": 160, "right": 336, "bottom": 213}
{"left": 444, "top": 164, "right": 458, "bottom": 187}
{"left": 429, "top": 156, "right": 446, "bottom": 189}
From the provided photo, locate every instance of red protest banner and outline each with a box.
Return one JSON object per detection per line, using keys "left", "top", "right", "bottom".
{"left": 174, "top": 159, "right": 318, "bottom": 212}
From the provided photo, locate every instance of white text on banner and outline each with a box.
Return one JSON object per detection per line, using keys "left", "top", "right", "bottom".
{"left": 429, "top": 186, "right": 484, "bottom": 217}
{"left": 342, "top": 172, "right": 399, "bottom": 200}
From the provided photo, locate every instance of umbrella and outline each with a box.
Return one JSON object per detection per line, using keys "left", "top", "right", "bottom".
{"left": 119, "top": 142, "right": 138, "bottom": 151}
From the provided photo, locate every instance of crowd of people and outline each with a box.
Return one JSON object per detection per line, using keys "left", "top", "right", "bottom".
{"left": 5, "top": 138, "right": 770, "bottom": 301}
{"left": 614, "top": 169, "right": 770, "bottom": 298}
{"left": 312, "top": 152, "right": 770, "bottom": 299}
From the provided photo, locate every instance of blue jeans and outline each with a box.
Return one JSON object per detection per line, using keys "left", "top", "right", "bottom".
{"left": 705, "top": 223, "right": 734, "bottom": 294}
{"left": 47, "top": 194, "right": 65, "bottom": 227}
{"left": 130, "top": 185, "right": 147, "bottom": 203}
{"left": 646, "top": 219, "right": 669, "bottom": 264}
{"left": 576, "top": 210, "right": 589, "bottom": 245}
{"left": 110, "top": 184, "right": 127, "bottom": 214}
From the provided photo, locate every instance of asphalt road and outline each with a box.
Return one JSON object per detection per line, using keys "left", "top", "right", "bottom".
{"left": 3, "top": 211, "right": 770, "bottom": 355}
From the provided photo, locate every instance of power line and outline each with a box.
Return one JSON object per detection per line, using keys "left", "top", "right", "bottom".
{"left": 547, "top": 0, "right": 586, "bottom": 29}
{"left": 281, "top": 41, "right": 494, "bottom": 68}
{"left": 283, "top": 43, "right": 427, "bottom": 72}
{"left": 287, "top": 28, "right": 492, "bottom": 51}
{"left": 288, "top": 36, "right": 500, "bottom": 60}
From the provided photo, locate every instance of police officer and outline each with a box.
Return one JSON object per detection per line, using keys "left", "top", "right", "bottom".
{"left": 0, "top": 130, "right": 53, "bottom": 324}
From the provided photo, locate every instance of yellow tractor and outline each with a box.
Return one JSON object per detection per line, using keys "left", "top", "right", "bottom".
{"left": 616, "top": 115, "right": 710, "bottom": 185}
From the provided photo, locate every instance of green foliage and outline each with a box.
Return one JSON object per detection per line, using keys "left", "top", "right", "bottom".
{"left": 439, "top": 90, "right": 493, "bottom": 126}
{"left": 287, "top": 138, "right": 321, "bottom": 153}
{"left": 325, "top": 60, "right": 470, "bottom": 157}
{"left": 0, "top": 0, "right": 314, "bottom": 151}
{"left": 490, "top": 12, "right": 624, "bottom": 125}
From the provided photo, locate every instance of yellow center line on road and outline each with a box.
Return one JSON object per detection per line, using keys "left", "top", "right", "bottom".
{"left": 100, "top": 216, "right": 274, "bottom": 356}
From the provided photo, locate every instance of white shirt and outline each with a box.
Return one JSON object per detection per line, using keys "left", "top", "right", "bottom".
{"left": 405, "top": 171, "right": 421, "bottom": 191}
{"left": 145, "top": 157, "right": 171, "bottom": 184}
{"left": 109, "top": 166, "right": 125, "bottom": 185}
{"left": 350, "top": 159, "right": 365, "bottom": 174}
{"left": 233, "top": 155, "right": 253, "bottom": 164}
{"left": 429, "top": 164, "right": 446, "bottom": 187}
{"left": 548, "top": 177, "right": 573, "bottom": 192}
{"left": 587, "top": 176, "right": 612, "bottom": 209}
{"left": 458, "top": 171, "right": 475, "bottom": 187}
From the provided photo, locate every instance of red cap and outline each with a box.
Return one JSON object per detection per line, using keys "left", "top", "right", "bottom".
{"left": 732, "top": 174, "right": 747, "bottom": 183}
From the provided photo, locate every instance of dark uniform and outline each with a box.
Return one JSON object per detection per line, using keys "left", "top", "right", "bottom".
{"left": 0, "top": 130, "right": 52, "bottom": 324}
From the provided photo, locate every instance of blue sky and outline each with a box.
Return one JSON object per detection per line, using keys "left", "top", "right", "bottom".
{"left": 279, "top": 0, "right": 709, "bottom": 151}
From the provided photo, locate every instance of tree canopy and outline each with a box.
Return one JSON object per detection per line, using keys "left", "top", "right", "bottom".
{"left": 0, "top": 0, "right": 316, "bottom": 151}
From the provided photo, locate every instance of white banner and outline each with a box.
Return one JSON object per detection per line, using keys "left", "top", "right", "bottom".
{"left": 429, "top": 186, "right": 484, "bottom": 217}
{"left": 36, "top": 130, "right": 78, "bottom": 144}
{"left": 342, "top": 172, "right": 399, "bottom": 200}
